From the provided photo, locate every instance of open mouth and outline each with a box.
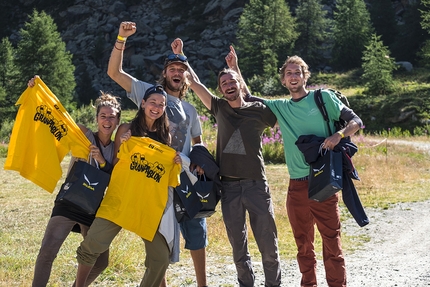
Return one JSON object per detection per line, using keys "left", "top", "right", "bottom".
{"left": 226, "top": 88, "right": 236, "bottom": 95}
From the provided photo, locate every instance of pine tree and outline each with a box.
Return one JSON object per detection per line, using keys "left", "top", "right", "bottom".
{"left": 237, "top": 0, "right": 298, "bottom": 79}
{"left": 362, "top": 34, "right": 397, "bottom": 95}
{"left": 294, "top": 0, "right": 333, "bottom": 69}
{"left": 0, "top": 37, "right": 18, "bottom": 124}
{"left": 15, "top": 10, "right": 76, "bottom": 107}
{"left": 332, "top": 0, "right": 373, "bottom": 70}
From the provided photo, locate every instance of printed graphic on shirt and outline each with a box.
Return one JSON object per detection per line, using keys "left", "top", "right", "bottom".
{"left": 166, "top": 99, "right": 190, "bottom": 152}
{"left": 130, "top": 152, "right": 166, "bottom": 183}
{"left": 34, "top": 104, "right": 68, "bottom": 140}
{"left": 223, "top": 129, "right": 246, "bottom": 155}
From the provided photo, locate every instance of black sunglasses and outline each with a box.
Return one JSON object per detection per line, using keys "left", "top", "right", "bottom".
{"left": 166, "top": 54, "right": 187, "bottom": 62}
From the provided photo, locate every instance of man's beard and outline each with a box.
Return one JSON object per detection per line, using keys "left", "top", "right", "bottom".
{"left": 166, "top": 79, "right": 182, "bottom": 93}
{"left": 223, "top": 90, "right": 240, "bottom": 101}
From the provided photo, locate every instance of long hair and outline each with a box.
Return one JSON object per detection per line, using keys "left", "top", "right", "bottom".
{"left": 157, "top": 70, "right": 190, "bottom": 100}
{"left": 129, "top": 104, "right": 170, "bottom": 146}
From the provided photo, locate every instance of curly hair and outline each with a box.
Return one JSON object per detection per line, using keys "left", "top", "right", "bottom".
{"left": 94, "top": 91, "right": 122, "bottom": 119}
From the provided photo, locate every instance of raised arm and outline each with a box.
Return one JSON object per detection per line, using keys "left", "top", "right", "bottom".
{"left": 171, "top": 38, "right": 214, "bottom": 110}
{"left": 171, "top": 38, "right": 184, "bottom": 55}
{"left": 225, "top": 45, "right": 251, "bottom": 96}
{"left": 107, "top": 21, "right": 136, "bottom": 93}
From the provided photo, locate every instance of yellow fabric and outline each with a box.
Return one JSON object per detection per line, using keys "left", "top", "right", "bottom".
{"left": 96, "top": 136, "right": 181, "bottom": 241}
{"left": 4, "top": 78, "right": 91, "bottom": 193}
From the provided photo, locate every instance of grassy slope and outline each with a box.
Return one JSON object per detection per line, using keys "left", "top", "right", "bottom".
{"left": 1, "top": 135, "right": 429, "bottom": 285}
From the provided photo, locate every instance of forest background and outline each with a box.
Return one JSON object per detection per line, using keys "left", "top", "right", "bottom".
{"left": 0, "top": 0, "right": 429, "bottom": 146}
{"left": 1, "top": 1, "right": 430, "bottom": 285}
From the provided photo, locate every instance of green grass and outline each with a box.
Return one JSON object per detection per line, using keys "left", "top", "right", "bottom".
{"left": 1, "top": 135, "right": 429, "bottom": 285}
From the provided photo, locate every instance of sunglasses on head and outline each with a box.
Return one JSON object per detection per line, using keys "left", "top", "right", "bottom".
{"left": 144, "top": 85, "right": 167, "bottom": 100}
{"left": 166, "top": 54, "right": 187, "bottom": 62}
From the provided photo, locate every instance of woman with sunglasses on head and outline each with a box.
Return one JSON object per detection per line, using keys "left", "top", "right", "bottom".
{"left": 28, "top": 75, "right": 121, "bottom": 287}
{"left": 108, "top": 21, "right": 208, "bottom": 287}
{"left": 74, "top": 85, "right": 183, "bottom": 287}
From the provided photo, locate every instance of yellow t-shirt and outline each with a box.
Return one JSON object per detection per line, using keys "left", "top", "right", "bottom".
{"left": 4, "top": 78, "right": 90, "bottom": 193}
{"left": 96, "top": 136, "right": 181, "bottom": 241}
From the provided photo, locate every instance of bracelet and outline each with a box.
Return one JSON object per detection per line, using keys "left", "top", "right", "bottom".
{"left": 99, "top": 161, "right": 106, "bottom": 168}
{"left": 117, "top": 35, "right": 127, "bottom": 42}
{"left": 114, "top": 43, "right": 125, "bottom": 51}
{"left": 337, "top": 131, "right": 345, "bottom": 138}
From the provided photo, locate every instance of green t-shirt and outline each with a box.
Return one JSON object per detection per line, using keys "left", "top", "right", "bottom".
{"left": 264, "top": 89, "right": 344, "bottom": 179}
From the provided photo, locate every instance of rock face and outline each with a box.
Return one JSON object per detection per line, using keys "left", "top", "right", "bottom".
{"left": 7, "top": 0, "right": 246, "bottom": 102}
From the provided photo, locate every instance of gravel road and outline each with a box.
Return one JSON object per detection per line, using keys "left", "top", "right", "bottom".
{"left": 167, "top": 139, "right": 430, "bottom": 286}
{"left": 166, "top": 200, "right": 430, "bottom": 286}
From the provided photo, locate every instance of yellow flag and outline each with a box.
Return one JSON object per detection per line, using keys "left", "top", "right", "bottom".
{"left": 4, "top": 77, "right": 91, "bottom": 193}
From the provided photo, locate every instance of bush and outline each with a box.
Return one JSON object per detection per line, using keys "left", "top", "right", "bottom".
{"left": 70, "top": 104, "right": 97, "bottom": 131}
{"left": 0, "top": 119, "right": 14, "bottom": 144}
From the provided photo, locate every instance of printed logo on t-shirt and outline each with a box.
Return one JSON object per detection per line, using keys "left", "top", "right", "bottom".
{"left": 223, "top": 129, "right": 246, "bottom": 155}
{"left": 34, "top": 104, "right": 68, "bottom": 140}
{"left": 129, "top": 153, "right": 166, "bottom": 183}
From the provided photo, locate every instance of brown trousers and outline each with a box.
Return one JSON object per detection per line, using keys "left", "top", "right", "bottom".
{"left": 287, "top": 179, "right": 346, "bottom": 287}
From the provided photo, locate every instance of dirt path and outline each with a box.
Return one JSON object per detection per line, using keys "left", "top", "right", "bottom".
{"left": 166, "top": 201, "right": 430, "bottom": 286}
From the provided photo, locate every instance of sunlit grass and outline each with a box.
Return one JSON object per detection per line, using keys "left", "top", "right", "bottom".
{"left": 1, "top": 132, "right": 429, "bottom": 285}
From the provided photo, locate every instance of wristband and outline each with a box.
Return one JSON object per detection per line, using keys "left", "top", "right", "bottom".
{"left": 117, "top": 35, "right": 127, "bottom": 42}
{"left": 337, "top": 131, "right": 345, "bottom": 139}
{"left": 99, "top": 161, "right": 106, "bottom": 168}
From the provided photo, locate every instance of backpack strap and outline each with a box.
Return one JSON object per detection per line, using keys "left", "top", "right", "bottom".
{"left": 314, "top": 89, "right": 332, "bottom": 135}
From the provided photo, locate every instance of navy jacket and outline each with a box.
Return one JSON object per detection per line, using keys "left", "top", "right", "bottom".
{"left": 189, "top": 144, "right": 222, "bottom": 199}
{"left": 296, "top": 135, "right": 369, "bottom": 227}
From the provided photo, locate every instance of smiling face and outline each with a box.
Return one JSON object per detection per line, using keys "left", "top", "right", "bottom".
{"left": 163, "top": 63, "right": 187, "bottom": 94}
{"left": 281, "top": 63, "right": 307, "bottom": 93}
{"left": 219, "top": 72, "right": 241, "bottom": 102}
{"left": 96, "top": 106, "right": 120, "bottom": 136}
{"left": 141, "top": 93, "right": 166, "bottom": 122}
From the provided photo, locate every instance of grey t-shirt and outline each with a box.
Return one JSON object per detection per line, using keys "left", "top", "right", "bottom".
{"left": 128, "top": 78, "right": 202, "bottom": 156}
{"left": 210, "top": 96, "right": 277, "bottom": 181}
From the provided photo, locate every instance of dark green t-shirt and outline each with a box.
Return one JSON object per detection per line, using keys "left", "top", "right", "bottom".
{"left": 211, "top": 96, "right": 277, "bottom": 181}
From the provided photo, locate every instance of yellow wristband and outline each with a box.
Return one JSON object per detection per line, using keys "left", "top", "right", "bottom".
{"left": 117, "top": 35, "right": 127, "bottom": 42}
{"left": 99, "top": 161, "right": 106, "bottom": 168}
{"left": 337, "top": 131, "right": 345, "bottom": 138}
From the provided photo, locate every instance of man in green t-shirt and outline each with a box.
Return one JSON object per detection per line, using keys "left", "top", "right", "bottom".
{"left": 247, "top": 55, "right": 363, "bottom": 287}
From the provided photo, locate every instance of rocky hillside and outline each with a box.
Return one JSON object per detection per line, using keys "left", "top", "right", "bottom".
{"left": 0, "top": 0, "right": 416, "bottom": 104}
{"left": 3, "top": 0, "right": 249, "bottom": 101}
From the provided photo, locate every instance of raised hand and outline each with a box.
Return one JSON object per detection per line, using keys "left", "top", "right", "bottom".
{"left": 27, "top": 75, "right": 40, "bottom": 87}
{"left": 225, "top": 45, "right": 238, "bottom": 70}
{"left": 171, "top": 38, "right": 184, "bottom": 55}
{"left": 118, "top": 21, "right": 136, "bottom": 38}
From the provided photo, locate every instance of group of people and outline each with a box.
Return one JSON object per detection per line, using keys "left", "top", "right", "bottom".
{"left": 30, "top": 20, "right": 363, "bottom": 287}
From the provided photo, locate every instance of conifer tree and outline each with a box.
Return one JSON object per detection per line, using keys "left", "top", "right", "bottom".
{"left": 332, "top": 0, "right": 373, "bottom": 70}
{"left": 15, "top": 10, "right": 76, "bottom": 107}
{"left": 0, "top": 37, "right": 18, "bottom": 124}
{"left": 362, "top": 34, "right": 396, "bottom": 95}
{"left": 237, "top": 0, "right": 298, "bottom": 80}
{"left": 294, "top": 0, "right": 333, "bottom": 69}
